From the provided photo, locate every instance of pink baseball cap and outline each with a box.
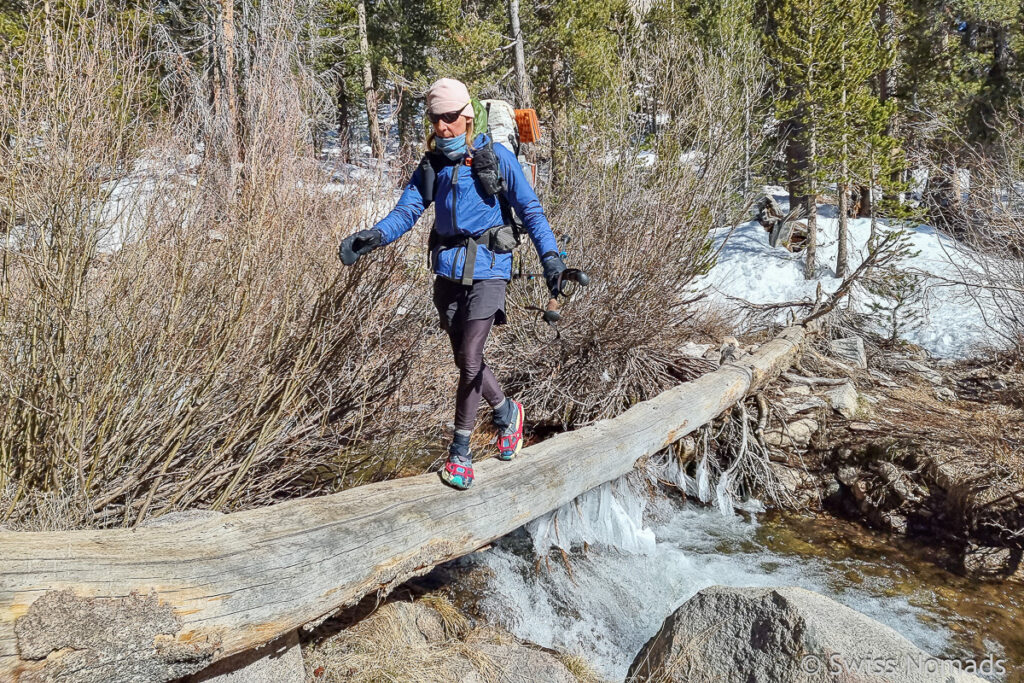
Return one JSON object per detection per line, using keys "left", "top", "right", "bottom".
{"left": 425, "top": 78, "right": 473, "bottom": 118}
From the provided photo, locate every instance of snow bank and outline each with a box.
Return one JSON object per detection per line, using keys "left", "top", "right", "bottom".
{"left": 700, "top": 187, "right": 1007, "bottom": 358}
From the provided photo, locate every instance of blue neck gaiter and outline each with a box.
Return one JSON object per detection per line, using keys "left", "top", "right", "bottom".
{"left": 435, "top": 133, "right": 468, "bottom": 160}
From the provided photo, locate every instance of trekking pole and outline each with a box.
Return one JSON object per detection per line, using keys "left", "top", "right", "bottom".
{"left": 521, "top": 268, "right": 589, "bottom": 342}
{"left": 539, "top": 268, "right": 591, "bottom": 324}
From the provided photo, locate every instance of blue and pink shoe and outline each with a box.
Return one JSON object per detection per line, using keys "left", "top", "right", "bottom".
{"left": 440, "top": 436, "right": 474, "bottom": 490}
{"left": 493, "top": 399, "right": 524, "bottom": 461}
{"left": 440, "top": 459, "right": 474, "bottom": 489}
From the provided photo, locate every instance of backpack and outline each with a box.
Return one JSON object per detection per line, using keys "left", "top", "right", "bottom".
{"left": 481, "top": 100, "right": 542, "bottom": 158}
{"left": 481, "top": 99, "right": 519, "bottom": 155}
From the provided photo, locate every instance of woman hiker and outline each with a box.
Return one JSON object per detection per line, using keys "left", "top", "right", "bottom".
{"left": 338, "top": 77, "right": 566, "bottom": 491}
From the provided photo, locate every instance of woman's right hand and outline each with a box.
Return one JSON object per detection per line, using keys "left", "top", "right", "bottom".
{"left": 338, "top": 229, "right": 383, "bottom": 265}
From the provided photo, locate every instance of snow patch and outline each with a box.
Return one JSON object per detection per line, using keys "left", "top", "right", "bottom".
{"left": 700, "top": 188, "right": 1008, "bottom": 357}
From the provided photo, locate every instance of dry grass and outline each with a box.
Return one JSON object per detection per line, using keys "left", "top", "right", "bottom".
{"left": 419, "top": 593, "right": 471, "bottom": 640}
{"left": 557, "top": 652, "right": 605, "bottom": 682}
{"left": 301, "top": 597, "right": 598, "bottom": 683}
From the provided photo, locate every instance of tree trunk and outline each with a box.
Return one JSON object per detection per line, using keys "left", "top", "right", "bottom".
{"left": 337, "top": 73, "right": 351, "bottom": 164}
{"left": 877, "top": 1, "right": 901, "bottom": 196}
{"left": 859, "top": 184, "right": 872, "bottom": 218}
{"left": 743, "top": 93, "right": 751, "bottom": 196}
{"left": 784, "top": 119, "right": 809, "bottom": 216}
{"left": 219, "top": 0, "right": 239, "bottom": 166}
{"left": 869, "top": 162, "right": 878, "bottom": 242}
{"left": 357, "top": 0, "right": 384, "bottom": 160}
{"left": 837, "top": 183, "right": 849, "bottom": 277}
{"left": 507, "top": 0, "right": 531, "bottom": 108}
{"left": 238, "top": 0, "right": 250, "bottom": 151}
{"left": 803, "top": 18, "right": 817, "bottom": 281}
{"left": 837, "top": 56, "right": 848, "bottom": 278}
{"left": 803, "top": 128, "right": 817, "bottom": 280}
{"left": 548, "top": 57, "right": 568, "bottom": 191}
{"left": 42, "top": 0, "right": 56, "bottom": 102}
{"left": 0, "top": 325, "right": 811, "bottom": 682}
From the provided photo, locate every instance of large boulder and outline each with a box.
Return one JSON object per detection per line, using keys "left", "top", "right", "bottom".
{"left": 628, "top": 586, "right": 988, "bottom": 682}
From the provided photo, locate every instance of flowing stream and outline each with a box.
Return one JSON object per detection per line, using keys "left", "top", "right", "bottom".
{"left": 445, "top": 475, "right": 1023, "bottom": 682}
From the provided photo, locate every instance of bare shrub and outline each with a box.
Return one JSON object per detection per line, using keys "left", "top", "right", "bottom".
{"left": 0, "top": 0, "right": 433, "bottom": 528}
{"left": 492, "top": 31, "right": 768, "bottom": 426}
{"left": 921, "top": 112, "right": 1024, "bottom": 355}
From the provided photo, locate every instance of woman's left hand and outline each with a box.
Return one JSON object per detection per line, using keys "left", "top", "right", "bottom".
{"left": 541, "top": 253, "right": 567, "bottom": 296}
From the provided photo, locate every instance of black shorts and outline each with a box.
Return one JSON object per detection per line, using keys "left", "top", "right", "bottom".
{"left": 432, "top": 277, "right": 508, "bottom": 331}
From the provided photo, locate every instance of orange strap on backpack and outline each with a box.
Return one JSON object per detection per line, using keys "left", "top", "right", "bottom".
{"left": 515, "top": 109, "right": 541, "bottom": 144}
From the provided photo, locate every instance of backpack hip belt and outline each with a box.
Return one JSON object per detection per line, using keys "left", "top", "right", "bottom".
{"left": 430, "top": 224, "right": 518, "bottom": 285}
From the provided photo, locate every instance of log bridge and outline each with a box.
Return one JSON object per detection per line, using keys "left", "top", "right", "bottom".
{"left": 0, "top": 326, "right": 809, "bottom": 682}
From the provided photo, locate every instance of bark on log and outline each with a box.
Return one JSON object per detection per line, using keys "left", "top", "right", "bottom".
{"left": 0, "top": 326, "right": 809, "bottom": 682}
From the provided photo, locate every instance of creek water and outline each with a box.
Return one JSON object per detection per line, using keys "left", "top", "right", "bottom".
{"left": 449, "top": 477, "right": 1023, "bottom": 682}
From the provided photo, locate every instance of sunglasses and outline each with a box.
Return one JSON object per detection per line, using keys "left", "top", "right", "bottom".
{"left": 428, "top": 110, "right": 464, "bottom": 125}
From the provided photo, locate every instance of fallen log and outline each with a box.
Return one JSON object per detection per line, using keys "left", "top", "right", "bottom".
{"left": 0, "top": 325, "right": 810, "bottom": 682}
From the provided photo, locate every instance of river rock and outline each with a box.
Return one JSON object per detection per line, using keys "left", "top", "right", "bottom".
{"left": 872, "top": 461, "right": 920, "bottom": 505}
{"left": 764, "top": 417, "right": 819, "bottom": 449}
{"left": 784, "top": 398, "right": 827, "bottom": 415}
{"left": 880, "top": 511, "right": 909, "bottom": 534}
{"left": 681, "top": 341, "right": 713, "bottom": 358}
{"left": 720, "top": 337, "right": 743, "bottom": 364}
{"left": 828, "top": 336, "right": 867, "bottom": 369}
{"left": 824, "top": 382, "right": 859, "bottom": 419}
{"left": 627, "top": 586, "right": 985, "bottom": 682}
{"left": 836, "top": 466, "right": 859, "bottom": 487}
{"left": 768, "top": 464, "right": 819, "bottom": 506}
{"left": 961, "top": 544, "right": 1024, "bottom": 580}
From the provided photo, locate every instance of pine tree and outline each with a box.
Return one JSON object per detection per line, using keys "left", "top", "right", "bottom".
{"left": 770, "top": 0, "right": 846, "bottom": 279}
{"left": 522, "top": 0, "right": 627, "bottom": 188}
{"left": 817, "top": 0, "right": 891, "bottom": 277}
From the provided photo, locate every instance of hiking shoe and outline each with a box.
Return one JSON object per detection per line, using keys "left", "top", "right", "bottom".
{"left": 493, "top": 399, "right": 524, "bottom": 461}
{"left": 440, "top": 437, "right": 474, "bottom": 490}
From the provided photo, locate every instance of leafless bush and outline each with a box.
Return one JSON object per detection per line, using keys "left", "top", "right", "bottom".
{"left": 922, "top": 112, "right": 1024, "bottom": 354}
{"left": 0, "top": 0, "right": 433, "bottom": 528}
{"left": 491, "top": 32, "right": 768, "bottom": 427}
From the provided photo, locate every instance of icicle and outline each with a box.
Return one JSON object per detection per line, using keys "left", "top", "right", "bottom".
{"left": 526, "top": 474, "right": 656, "bottom": 556}
{"left": 695, "top": 450, "right": 712, "bottom": 504}
{"left": 715, "top": 471, "right": 735, "bottom": 517}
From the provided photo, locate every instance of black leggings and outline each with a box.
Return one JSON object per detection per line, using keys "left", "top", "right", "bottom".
{"left": 446, "top": 315, "right": 505, "bottom": 431}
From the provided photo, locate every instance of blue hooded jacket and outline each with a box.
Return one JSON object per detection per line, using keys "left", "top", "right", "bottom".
{"left": 372, "top": 133, "right": 559, "bottom": 281}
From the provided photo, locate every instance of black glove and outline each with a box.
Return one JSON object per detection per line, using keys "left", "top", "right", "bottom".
{"left": 338, "top": 229, "right": 383, "bottom": 266}
{"left": 541, "top": 251, "right": 567, "bottom": 297}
